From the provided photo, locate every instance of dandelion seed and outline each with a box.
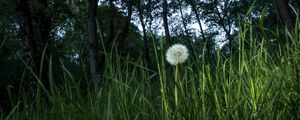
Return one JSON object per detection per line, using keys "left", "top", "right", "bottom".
{"left": 166, "top": 44, "right": 189, "bottom": 65}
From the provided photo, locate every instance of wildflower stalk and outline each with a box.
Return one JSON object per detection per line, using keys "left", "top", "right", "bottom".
{"left": 174, "top": 64, "right": 181, "bottom": 119}
{"left": 175, "top": 64, "right": 179, "bottom": 107}
{"left": 166, "top": 44, "right": 189, "bottom": 119}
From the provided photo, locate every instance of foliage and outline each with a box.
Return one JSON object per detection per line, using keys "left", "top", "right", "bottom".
{"left": 1, "top": 16, "right": 300, "bottom": 119}
{"left": 0, "top": 0, "right": 300, "bottom": 119}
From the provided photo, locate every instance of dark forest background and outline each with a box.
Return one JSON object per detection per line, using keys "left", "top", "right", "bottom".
{"left": 0, "top": 0, "right": 299, "bottom": 118}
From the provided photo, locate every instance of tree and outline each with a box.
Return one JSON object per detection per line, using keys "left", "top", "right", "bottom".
{"left": 16, "top": 0, "right": 38, "bottom": 74}
{"left": 88, "top": 0, "right": 100, "bottom": 91}
{"left": 200, "top": 0, "right": 236, "bottom": 51}
{"left": 274, "top": 0, "right": 294, "bottom": 32}
{"left": 136, "top": 0, "right": 151, "bottom": 66}
{"left": 187, "top": 0, "right": 209, "bottom": 57}
{"left": 107, "top": 0, "right": 116, "bottom": 49}
{"left": 162, "top": 0, "right": 171, "bottom": 45}
{"left": 179, "top": 0, "right": 192, "bottom": 49}
{"left": 121, "top": 0, "right": 133, "bottom": 45}
{"left": 16, "top": 0, "right": 52, "bottom": 91}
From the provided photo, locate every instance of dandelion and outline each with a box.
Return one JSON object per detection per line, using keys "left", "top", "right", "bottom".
{"left": 166, "top": 44, "right": 189, "bottom": 65}
{"left": 165, "top": 44, "right": 189, "bottom": 117}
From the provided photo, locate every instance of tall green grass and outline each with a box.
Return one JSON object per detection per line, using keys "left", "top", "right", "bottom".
{"left": 2, "top": 14, "right": 300, "bottom": 120}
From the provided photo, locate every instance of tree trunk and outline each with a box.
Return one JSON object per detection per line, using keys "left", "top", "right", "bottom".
{"left": 214, "top": 4, "right": 232, "bottom": 51}
{"left": 162, "top": 0, "right": 171, "bottom": 45}
{"left": 88, "top": 0, "right": 100, "bottom": 92}
{"left": 146, "top": 0, "right": 154, "bottom": 33}
{"left": 17, "top": 0, "right": 38, "bottom": 72}
{"left": 137, "top": 1, "right": 151, "bottom": 67}
{"left": 16, "top": 0, "right": 41, "bottom": 105}
{"left": 118, "top": 0, "right": 133, "bottom": 53}
{"left": 188, "top": 0, "right": 209, "bottom": 57}
{"left": 275, "top": 0, "right": 294, "bottom": 32}
{"left": 17, "top": 0, "right": 51, "bottom": 102}
{"left": 122, "top": 0, "right": 133, "bottom": 43}
{"left": 179, "top": 0, "right": 194, "bottom": 56}
{"left": 107, "top": 0, "right": 115, "bottom": 50}
{"left": 35, "top": 0, "right": 51, "bottom": 88}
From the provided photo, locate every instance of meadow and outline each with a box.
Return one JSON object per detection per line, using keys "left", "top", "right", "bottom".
{"left": 1, "top": 15, "right": 300, "bottom": 120}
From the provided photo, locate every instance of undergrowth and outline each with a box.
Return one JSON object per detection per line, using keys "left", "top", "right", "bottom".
{"left": 1, "top": 10, "right": 300, "bottom": 120}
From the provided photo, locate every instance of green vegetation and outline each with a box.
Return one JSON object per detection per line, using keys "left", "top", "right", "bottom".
{"left": 1, "top": 0, "right": 300, "bottom": 119}
{"left": 2, "top": 19, "right": 300, "bottom": 119}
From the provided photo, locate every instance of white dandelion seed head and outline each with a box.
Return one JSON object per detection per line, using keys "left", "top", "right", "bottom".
{"left": 166, "top": 44, "right": 189, "bottom": 65}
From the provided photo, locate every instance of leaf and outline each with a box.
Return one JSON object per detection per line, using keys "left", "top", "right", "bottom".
{"left": 259, "top": 5, "right": 268, "bottom": 27}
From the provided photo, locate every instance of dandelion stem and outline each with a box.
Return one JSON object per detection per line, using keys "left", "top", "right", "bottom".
{"left": 175, "top": 64, "right": 179, "bottom": 109}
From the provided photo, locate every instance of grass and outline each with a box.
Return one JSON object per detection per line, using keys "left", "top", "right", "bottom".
{"left": 2, "top": 15, "right": 300, "bottom": 120}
